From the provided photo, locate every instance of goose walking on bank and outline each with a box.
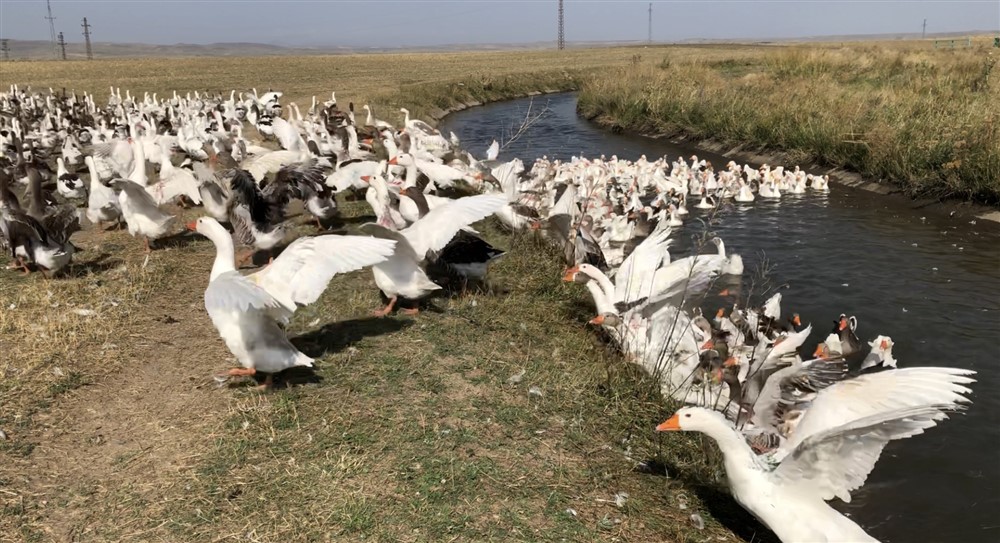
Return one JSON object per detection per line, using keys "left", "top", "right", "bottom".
{"left": 114, "top": 179, "right": 176, "bottom": 253}
{"left": 359, "top": 194, "right": 506, "bottom": 316}
{"left": 187, "top": 216, "right": 396, "bottom": 388}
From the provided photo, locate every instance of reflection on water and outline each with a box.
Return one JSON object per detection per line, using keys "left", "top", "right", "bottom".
{"left": 442, "top": 93, "right": 1000, "bottom": 543}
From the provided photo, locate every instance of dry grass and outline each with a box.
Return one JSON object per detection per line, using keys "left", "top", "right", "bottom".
{"left": 578, "top": 39, "right": 1000, "bottom": 203}
{"left": 0, "top": 47, "right": 652, "bottom": 125}
{"left": 0, "top": 48, "right": 768, "bottom": 543}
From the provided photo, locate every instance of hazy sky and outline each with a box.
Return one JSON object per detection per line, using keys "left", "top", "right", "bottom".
{"left": 0, "top": 1, "right": 997, "bottom": 47}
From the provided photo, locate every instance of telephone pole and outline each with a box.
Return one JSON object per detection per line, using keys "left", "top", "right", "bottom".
{"left": 922, "top": 19, "right": 927, "bottom": 39}
{"left": 45, "top": 0, "right": 58, "bottom": 59}
{"left": 57, "top": 32, "right": 67, "bottom": 60}
{"left": 557, "top": 0, "right": 565, "bottom": 50}
{"left": 82, "top": 17, "right": 93, "bottom": 60}
{"left": 1, "top": 39, "right": 10, "bottom": 61}
{"left": 648, "top": 3, "right": 653, "bottom": 43}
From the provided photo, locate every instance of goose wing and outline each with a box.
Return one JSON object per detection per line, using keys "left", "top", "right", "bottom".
{"left": 485, "top": 140, "right": 500, "bottom": 161}
{"left": 401, "top": 194, "right": 506, "bottom": 259}
{"left": 117, "top": 180, "right": 173, "bottom": 223}
{"left": 41, "top": 205, "right": 82, "bottom": 245}
{"left": 243, "top": 150, "right": 301, "bottom": 183}
{"left": 615, "top": 225, "right": 672, "bottom": 304}
{"left": 204, "top": 270, "right": 283, "bottom": 319}
{"left": 772, "top": 404, "right": 966, "bottom": 503}
{"left": 248, "top": 234, "right": 396, "bottom": 316}
{"left": 779, "top": 367, "right": 975, "bottom": 454}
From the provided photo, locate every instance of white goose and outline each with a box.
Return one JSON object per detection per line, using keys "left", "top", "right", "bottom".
{"left": 114, "top": 179, "right": 175, "bottom": 252}
{"left": 358, "top": 194, "right": 506, "bottom": 316}
{"left": 146, "top": 142, "right": 203, "bottom": 206}
{"left": 657, "top": 401, "right": 970, "bottom": 543}
{"left": 55, "top": 157, "right": 86, "bottom": 199}
{"left": 84, "top": 156, "right": 121, "bottom": 228}
{"left": 187, "top": 216, "right": 396, "bottom": 387}
{"left": 735, "top": 181, "right": 755, "bottom": 203}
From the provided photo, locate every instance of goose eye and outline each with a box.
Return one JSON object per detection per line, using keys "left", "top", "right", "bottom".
{"left": 684, "top": 414, "right": 691, "bottom": 418}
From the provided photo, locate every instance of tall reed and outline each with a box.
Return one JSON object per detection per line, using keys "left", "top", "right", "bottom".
{"left": 579, "top": 43, "right": 1000, "bottom": 203}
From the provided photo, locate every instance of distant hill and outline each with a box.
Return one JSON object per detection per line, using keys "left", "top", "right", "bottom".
{"left": 2, "top": 30, "right": 996, "bottom": 60}
{"left": 1, "top": 40, "right": 329, "bottom": 60}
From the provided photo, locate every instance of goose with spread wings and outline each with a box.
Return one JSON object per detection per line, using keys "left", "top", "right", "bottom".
{"left": 358, "top": 194, "right": 506, "bottom": 316}
{"left": 188, "top": 216, "right": 396, "bottom": 388}
{"left": 658, "top": 399, "right": 972, "bottom": 543}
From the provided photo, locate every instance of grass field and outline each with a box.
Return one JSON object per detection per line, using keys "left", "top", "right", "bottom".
{"left": 578, "top": 39, "right": 1000, "bottom": 203}
{"left": 0, "top": 48, "right": 652, "bottom": 126}
{"left": 0, "top": 48, "right": 777, "bottom": 542}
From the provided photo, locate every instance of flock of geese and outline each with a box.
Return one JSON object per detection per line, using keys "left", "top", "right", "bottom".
{"left": 0, "top": 84, "right": 974, "bottom": 543}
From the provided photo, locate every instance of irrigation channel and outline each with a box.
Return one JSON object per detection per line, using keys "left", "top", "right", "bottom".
{"left": 441, "top": 92, "right": 1000, "bottom": 543}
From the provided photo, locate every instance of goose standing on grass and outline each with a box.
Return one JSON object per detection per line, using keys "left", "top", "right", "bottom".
{"left": 114, "top": 179, "right": 175, "bottom": 253}
{"left": 1, "top": 173, "right": 80, "bottom": 275}
{"left": 84, "top": 156, "right": 122, "bottom": 228}
{"left": 187, "top": 216, "right": 396, "bottom": 389}
{"left": 56, "top": 157, "right": 86, "bottom": 199}
{"left": 146, "top": 143, "right": 203, "bottom": 206}
{"left": 226, "top": 169, "right": 292, "bottom": 265}
{"left": 359, "top": 194, "right": 506, "bottom": 316}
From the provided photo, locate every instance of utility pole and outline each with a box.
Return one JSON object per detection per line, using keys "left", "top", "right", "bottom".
{"left": 82, "top": 17, "right": 93, "bottom": 60}
{"left": 648, "top": 3, "right": 653, "bottom": 43}
{"left": 57, "top": 32, "right": 67, "bottom": 60}
{"left": 1, "top": 39, "right": 10, "bottom": 61}
{"left": 557, "top": 0, "right": 565, "bottom": 50}
{"left": 922, "top": 19, "right": 927, "bottom": 39}
{"left": 45, "top": 0, "right": 58, "bottom": 59}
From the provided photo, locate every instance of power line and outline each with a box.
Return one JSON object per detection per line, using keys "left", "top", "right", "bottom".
{"left": 922, "top": 18, "right": 927, "bottom": 39}
{"left": 57, "top": 32, "right": 67, "bottom": 60}
{"left": 557, "top": 0, "right": 565, "bottom": 50}
{"left": 45, "top": 0, "right": 58, "bottom": 59}
{"left": 82, "top": 17, "right": 93, "bottom": 60}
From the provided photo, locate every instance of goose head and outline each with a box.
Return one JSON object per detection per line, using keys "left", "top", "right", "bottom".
{"left": 561, "top": 263, "right": 598, "bottom": 284}
{"left": 588, "top": 312, "right": 621, "bottom": 327}
{"left": 656, "top": 406, "right": 728, "bottom": 433}
{"left": 186, "top": 216, "right": 228, "bottom": 241}
{"left": 863, "top": 335, "right": 897, "bottom": 369}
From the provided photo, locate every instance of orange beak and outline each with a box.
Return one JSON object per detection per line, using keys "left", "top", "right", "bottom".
{"left": 701, "top": 340, "right": 713, "bottom": 350}
{"left": 185, "top": 221, "right": 197, "bottom": 232}
{"left": 838, "top": 317, "right": 848, "bottom": 331}
{"left": 715, "top": 307, "right": 725, "bottom": 319}
{"left": 880, "top": 338, "right": 889, "bottom": 350}
{"left": 588, "top": 315, "right": 605, "bottom": 326}
{"left": 656, "top": 414, "right": 681, "bottom": 432}
{"left": 793, "top": 314, "right": 801, "bottom": 327}
{"left": 362, "top": 138, "right": 373, "bottom": 146}
{"left": 530, "top": 221, "right": 542, "bottom": 231}
{"left": 724, "top": 356, "right": 738, "bottom": 367}
{"left": 718, "top": 288, "right": 730, "bottom": 296}
{"left": 813, "top": 344, "right": 827, "bottom": 359}
{"left": 360, "top": 175, "right": 371, "bottom": 182}
{"left": 387, "top": 157, "right": 398, "bottom": 165}
{"left": 562, "top": 266, "right": 579, "bottom": 282}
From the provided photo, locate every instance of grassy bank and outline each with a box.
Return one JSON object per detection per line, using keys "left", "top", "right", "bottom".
{"left": 578, "top": 40, "right": 1000, "bottom": 203}
{"left": 0, "top": 49, "right": 762, "bottom": 542}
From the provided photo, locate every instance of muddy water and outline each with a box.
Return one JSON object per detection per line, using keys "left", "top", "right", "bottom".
{"left": 442, "top": 93, "right": 1000, "bottom": 543}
